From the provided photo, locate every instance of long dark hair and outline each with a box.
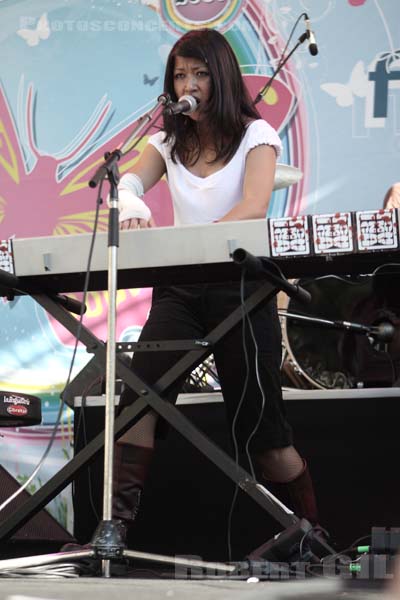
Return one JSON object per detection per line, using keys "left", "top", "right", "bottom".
{"left": 163, "top": 29, "right": 261, "bottom": 166}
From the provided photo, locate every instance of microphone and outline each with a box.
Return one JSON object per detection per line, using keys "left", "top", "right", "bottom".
{"left": 164, "top": 95, "right": 199, "bottom": 116}
{"left": 231, "top": 248, "right": 312, "bottom": 305}
{"left": 370, "top": 322, "right": 396, "bottom": 343}
{"left": 304, "top": 14, "right": 318, "bottom": 56}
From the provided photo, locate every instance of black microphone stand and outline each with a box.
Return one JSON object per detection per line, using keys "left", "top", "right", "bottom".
{"left": 280, "top": 310, "right": 396, "bottom": 340}
{"left": 253, "top": 30, "right": 309, "bottom": 106}
{"left": 81, "top": 92, "right": 239, "bottom": 578}
{"left": 85, "top": 92, "right": 171, "bottom": 577}
{"left": 281, "top": 310, "right": 397, "bottom": 350}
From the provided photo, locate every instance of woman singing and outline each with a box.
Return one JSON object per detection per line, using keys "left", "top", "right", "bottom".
{"left": 111, "top": 28, "right": 319, "bottom": 542}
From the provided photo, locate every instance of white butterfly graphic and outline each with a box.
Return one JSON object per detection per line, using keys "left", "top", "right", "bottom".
{"left": 17, "top": 13, "right": 50, "bottom": 47}
{"left": 321, "top": 61, "right": 368, "bottom": 107}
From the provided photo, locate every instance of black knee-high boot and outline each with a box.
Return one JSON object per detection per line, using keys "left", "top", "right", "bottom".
{"left": 112, "top": 442, "right": 154, "bottom": 530}
{"left": 262, "top": 460, "right": 319, "bottom": 526}
{"left": 282, "top": 460, "right": 319, "bottom": 526}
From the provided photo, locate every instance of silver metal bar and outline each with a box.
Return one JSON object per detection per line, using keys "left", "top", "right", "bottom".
{"left": 0, "top": 550, "right": 95, "bottom": 571}
{"left": 123, "top": 549, "right": 236, "bottom": 572}
{"left": 101, "top": 204, "right": 119, "bottom": 578}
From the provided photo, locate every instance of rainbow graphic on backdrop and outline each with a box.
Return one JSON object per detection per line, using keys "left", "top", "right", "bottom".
{"left": 161, "top": 0, "right": 242, "bottom": 33}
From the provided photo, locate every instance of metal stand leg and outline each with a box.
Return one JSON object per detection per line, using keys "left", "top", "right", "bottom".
{"left": 99, "top": 186, "right": 119, "bottom": 577}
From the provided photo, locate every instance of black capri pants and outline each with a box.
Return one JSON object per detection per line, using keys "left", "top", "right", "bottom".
{"left": 120, "top": 281, "right": 293, "bottom": 454}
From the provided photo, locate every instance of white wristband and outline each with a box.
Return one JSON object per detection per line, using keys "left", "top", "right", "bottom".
{"left": 118, "top": 173, "right": 144, "bottom": 197}
{"left": 118, "top": 189, "right": 151, "bottom": 223}
{"left": 106, "top": 173, "right": 150, "bottom": 222}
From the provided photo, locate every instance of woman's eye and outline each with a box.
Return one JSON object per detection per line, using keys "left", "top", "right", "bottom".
{"left": 197, "top": 71, "right": 209, "bottom": 77}
{"left": 174, "top": 73, "right": 184, "bottom": 79}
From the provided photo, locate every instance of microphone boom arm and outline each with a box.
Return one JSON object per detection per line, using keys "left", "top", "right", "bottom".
{"left": 88, "top": 93, "right": 170, "bottom": 189}
{"left": 254, "top": 32, "right": 308, "bottom": 105}
{"left": 280, "top": 311, "right": 396, "bottom": 343}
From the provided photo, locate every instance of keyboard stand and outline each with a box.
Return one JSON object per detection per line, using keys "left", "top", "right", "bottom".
{"left": 0, "top": 271, "right": 334, "bottom": 567}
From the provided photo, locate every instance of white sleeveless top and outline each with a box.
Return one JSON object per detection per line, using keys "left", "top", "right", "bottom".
{"left": 149, "top": 119, "right": 282, "bottom": 226}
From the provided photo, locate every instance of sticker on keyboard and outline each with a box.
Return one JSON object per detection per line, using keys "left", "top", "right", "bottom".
{"left": 269, "top": 216, "right": 311, "bottom": 257}
{"left": 312, "top": 212, "right": 354, "bottom": 254}
{"left": 0, "top": 239, "right": 14, "bottom": 274}
{"left": 356, "top": 209, "right": 398, "bottom": 252}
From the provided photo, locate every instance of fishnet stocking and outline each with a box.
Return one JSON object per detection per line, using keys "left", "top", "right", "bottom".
{"left": 256, "top": 445, "right": 304, "bottom": 483}
{"left": 118, "top": 410, "right": 158, "bottom": 448}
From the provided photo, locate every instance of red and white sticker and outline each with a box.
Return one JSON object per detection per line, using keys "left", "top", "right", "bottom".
{"left": 356, "top": 209, "right": 398, "bottom": 252}
{"left": 312, "top": 212, "right": 354, "bottom": 254}
{"left": 0, "top": 239, "right": 14, "bottom": 273}
{"left": 269, "top": 215, "right": 311, "bottom": 257}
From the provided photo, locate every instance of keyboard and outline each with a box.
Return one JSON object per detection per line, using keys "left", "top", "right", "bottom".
{"left": 7, "top": 211, "right": 400, "bottom": 293}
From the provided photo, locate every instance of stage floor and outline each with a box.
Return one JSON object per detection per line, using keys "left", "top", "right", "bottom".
{"left": 0, "top": 575, "right": 390, "bottom": 600}
{"left": 2, "top": 388, "right": 399, "bottom": 599}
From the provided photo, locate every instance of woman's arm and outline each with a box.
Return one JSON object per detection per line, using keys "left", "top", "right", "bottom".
{"left": 383, "top": 182, "right": 400, "bottom": 210}
{"left": 217, "top": 144, "right": 277, "bottom": 222}
{"left": 130, "top": 143, "right": 167, "bottom": 193}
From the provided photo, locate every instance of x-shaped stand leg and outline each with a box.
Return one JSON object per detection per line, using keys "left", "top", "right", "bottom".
{"left": 0, "top": 281, "right": 297, "bottom": 542}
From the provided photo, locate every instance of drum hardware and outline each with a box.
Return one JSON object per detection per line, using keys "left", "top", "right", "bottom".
{"left": 280, "top": 274, "right": 400, "bottom": 390}
{"left": 279, "top": 310, "right": 394, "bottom": 342}
{"left": 182, "top": 355, "right": 220, "bottom": 393}
{"left": 115, "top": 347, "right": 220, "bottom": 395}
{"left": 279, "top": 310, "right": 363, "bottom": 390}
{"left": 279, "top": 310, "right": 399, "bottom": 390}
{"left": 281, "top": 352, "right": 313, "bottom": 390}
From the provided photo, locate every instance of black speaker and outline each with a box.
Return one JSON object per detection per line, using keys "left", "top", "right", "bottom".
{"left": 0, "top": 465, "right": 74, "bottom": 554}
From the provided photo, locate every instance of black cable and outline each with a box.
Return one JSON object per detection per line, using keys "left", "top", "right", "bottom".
{"left": 72, "top": 375, "right": 104, "bottom": 526}
{"left": 313, "top": 273, "right": 371, "bottom": 284}
{"left": 318, "top": 532, "right": 372, "bottom": 568}
{"left": 298, "top": 527, "right": 313, "bottom": 561}
{"left": 59, "top": 177, "right": 104, "bottom": 401}
{"left": 226, "top": 271, "right": 251, "bottom": 562}
{"left": 371, "top": 261, "right": 400, "bottom": 276}
{"left": 243, "top": 305, "right": 266, "bottom": 479}
{"left": 381, "top": 349, "right": 397, "bottom": 385}
{"left": 0, "top": 186, "right": 103, "bottom": 514}
{"left": 254, "top": 12, "right": 307, "bottom": 105}
{"left": 275, "top": 12, "right": 307, "bottom": 74}
{"left": 226, "top": 271, "right": 278, "bottom": 562}
{"left": 370, "top": 262, "right": 400, "bottom": 384}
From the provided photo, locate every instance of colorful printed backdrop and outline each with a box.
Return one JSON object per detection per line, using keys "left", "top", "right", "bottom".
{"left": 0, "top": 0, "right": 399, "bottom": 531}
